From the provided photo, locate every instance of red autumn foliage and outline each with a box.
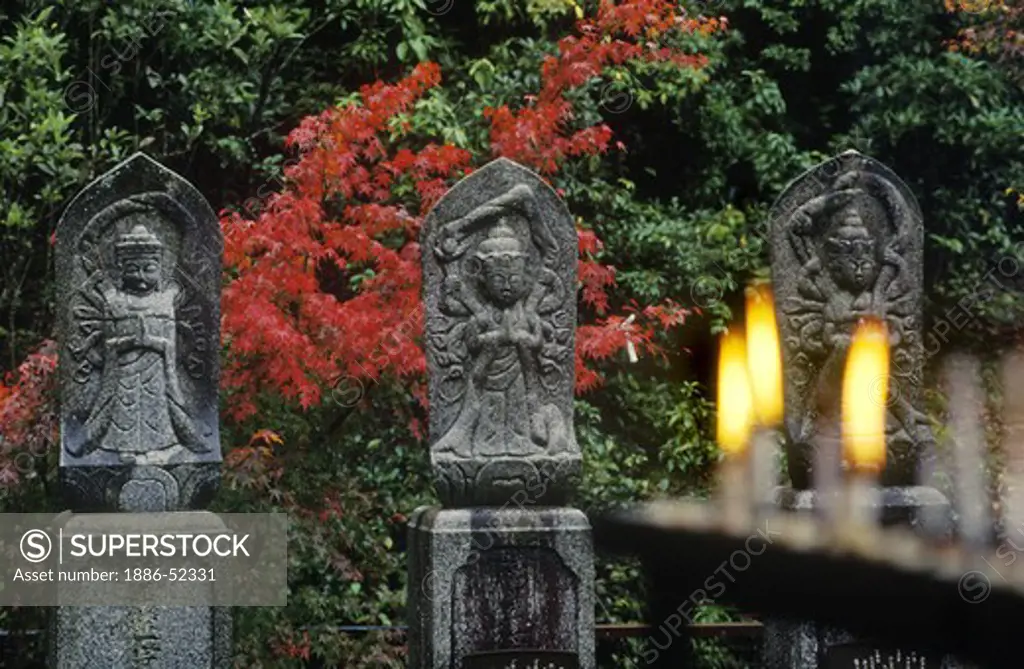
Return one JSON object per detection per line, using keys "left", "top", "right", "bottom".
{"left": 220, "top": 0, "right": 721, "bottom": 422}
{"left": 0, "top": 0, "right": 723, "bottom": 473}
{"left": 272, "top": 630, "right": 312, "bottom": 660}
{"left": 946, "top": 0, "right": 1024, "bottom": 78}
{"left": 0, "top": 340, "right": 58, "bottom": 486}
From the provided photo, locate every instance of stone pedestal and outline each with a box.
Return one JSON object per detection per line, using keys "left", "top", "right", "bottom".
{"left": 50, "top": 606, "right": 231, "bottom": 668}
{"left": 53, "top": 153, "right": 228, "bottom": 668}
{"left": 762, "top": 486, "right": 963, "bottom": 669}
{"left": 408, "top": 506, "right": 595, "bottom": 669}
{"left": 48, "top": 512, "right": 233, "bottom": 668}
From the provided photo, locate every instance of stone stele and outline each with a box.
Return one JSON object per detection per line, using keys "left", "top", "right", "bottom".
{"left": 769, "top": 150, "right": 935, "bottom": 489}
{"left": 764, "top": 152, "right": 959, "bottom": 669}
{"left": 410, "top": 159, "right": 594, "bottom": 668}
{"left": 56, "top": 152, "right": 222, "bottom": 512}
{"left": 421, "top": 157, "right": 580, "bottom": 507}
{"left": 53, "top": 154, "right": 229, "bottom": 669}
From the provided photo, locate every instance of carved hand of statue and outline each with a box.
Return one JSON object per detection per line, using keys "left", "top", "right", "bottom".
{"left": 823, "top": 321, "right": 851, "bottom": 351}
{"left": 470, "top": 314, "right": 511, "bottom": 350}
{"left": 108, "top": 335, "right": 137, "bottom": 352}
{"left": 506, "top": 309, "right": 541, "bottom": 349}
{"left": 141, "top": 333, "right": 171, "bottom": 353}
{"left": 510, "top": 322, "right": 542, "bottom": 349}
{"left": 851, "top": 292, "right": 874, "bottom": 314}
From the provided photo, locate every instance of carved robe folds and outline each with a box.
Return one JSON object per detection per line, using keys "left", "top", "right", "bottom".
{"left": 422, "top": 159, "right": 580, "bottom": 507}
{"left": 83, "top": 284, "right": 200, "bottom": 456}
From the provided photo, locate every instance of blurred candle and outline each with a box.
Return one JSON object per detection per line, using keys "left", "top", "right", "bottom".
{"left": 718, "top": 329, "right": 754, "bottom": 454}
{"left": 745, "top": 285, "right": 783, "bottom": 511}
{"left": 841, "top": 318, "right": 889, "bottom": 540}
{"left": 746, "top": 285, "right": 783, "bottom": 426}
{"left": 717, "top": 329, "right": 754, "bottom": 530}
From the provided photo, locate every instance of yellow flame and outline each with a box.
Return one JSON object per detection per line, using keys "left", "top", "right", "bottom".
{"left": 842, "top": 318, "right": 889, "bottom": 473}
{"left": 717, "top": 329, "right": 754, "bottom": 456}
{"left": 745, "top": 285, "right": 783, "bottom": 426}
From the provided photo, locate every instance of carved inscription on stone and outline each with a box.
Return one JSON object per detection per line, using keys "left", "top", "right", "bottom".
{"left": 463, "top": 651, "right": 580, "bottom": 669}
{"left": 422, "top": 158, "right": 580, "bottom": 506}
{"left": 824, "top": 644, "right": 935, "bottom": 669}
{"left": 769, "top": 151, "right": 934, "bottom": 488}
{"left": 130, "top": 605, "right": 161, "bottom": 666}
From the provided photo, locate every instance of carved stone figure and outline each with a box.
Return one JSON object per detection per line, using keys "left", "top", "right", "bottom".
{"left": 769, "top": 151, "right": 934, "bottom": 488}
{"left": 422, "top": 158, "right": 580, "bottom": 506}
{"left": 68, "top": 222, "right": 206, "bottom": 459}
{"left": 57, "top": 153, "right": 222, "bottom": 511}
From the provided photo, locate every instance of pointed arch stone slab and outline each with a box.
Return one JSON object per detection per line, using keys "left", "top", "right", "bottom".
{"left": 769, "top": 150, "right": 933, "bottom": 488}
{"left": 421, "top": 158, "right": 580, "bottom": 507}
{"left": 56, "top": 153, "right": 222, "bottom": 510}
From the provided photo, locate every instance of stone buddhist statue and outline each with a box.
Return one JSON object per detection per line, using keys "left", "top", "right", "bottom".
{"left": 68, "top": 221, "right": 206, "bottom": 458}
{"left": 410, "top": 157, "right": 594, "bottom": 669}
{"left": 422, "top": 158, "right": 580, "bottom": 506}
{"left": 57, "top": 154, "right": 222, "bottom": 511}
{"left": 770, "top": 150, "right": 934, "bottom": 488}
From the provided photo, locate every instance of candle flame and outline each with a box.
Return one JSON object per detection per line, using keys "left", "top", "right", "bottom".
{"left": 842, "top": 318, "right": 889, "bottom": 473}
{"left": 717, "top": 329, "right": 754, "bottom": 456}
{"left": 745, "top": 285, "right": 783, "bottom": 426}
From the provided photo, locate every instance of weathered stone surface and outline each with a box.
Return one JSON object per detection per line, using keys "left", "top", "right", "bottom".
{"left": 48, "top": 512, "right": 231, "bottom": 668}
{"left": 463, "top": 650, "right": 579, "bottom": 668}
{"left": 56, "top": 152, "right": 222, "bottom": 511}
{"left": 53, "top": 153, "right": 230, "bottom": 667}
{"left": 769, "top": 150, "right": 934, "bottom": 488}
{"left": 407, "top": 506, "right": 594, "bottom": 669}
{"left": 50, "top": 605, "right": 231, "bottom": 668}
{"left": 421, "top": 158, "right": 580, "bottom": 507}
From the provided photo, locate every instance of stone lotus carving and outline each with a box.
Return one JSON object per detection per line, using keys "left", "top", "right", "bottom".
{"left": 769, "top": 151, "right": 934, "bottom": 488}
{"left": 422, "top": 158, "right": 580, "bottom": 506}
{"left": 57, "top": 153, "right": 221, "bottom": 511}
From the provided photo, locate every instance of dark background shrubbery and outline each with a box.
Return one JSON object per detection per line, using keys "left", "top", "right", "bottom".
{"left": 2, "top": 0, "right": 1023, "bottom": 665}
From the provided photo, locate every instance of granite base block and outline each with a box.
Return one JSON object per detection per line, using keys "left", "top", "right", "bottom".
{"left": 762, "top": 486, "right": 964, "bottom": 669}
{"left": 407, "top": 506, "right": 595, "bottom": 669}
{"left": 49, "top": 605, "right": 231, "bottom": 668}
{"left": 48, "top": 512, "right": 232, "bottom": 668}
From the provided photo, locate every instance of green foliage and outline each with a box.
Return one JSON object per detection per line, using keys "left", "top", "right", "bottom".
{"left": 0, "top": 8, "right": 86, "bottom": 369}
{"left": 2, "top": 0, "right": 1024, "bottom": 666}
{"left": 0, "top": 0, "right": 454, "bottom": 365}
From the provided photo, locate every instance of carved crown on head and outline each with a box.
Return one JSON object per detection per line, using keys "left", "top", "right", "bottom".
{"left": 115, "top": 223, "right": 162, "bottom": 260}
{"left": 475, "top": 220, "right": 526, "bottom": 259}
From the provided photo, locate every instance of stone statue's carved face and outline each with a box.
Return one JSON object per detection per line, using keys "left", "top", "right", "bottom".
{"left": 115, "top": 222, "right": 163, "bottom": 296}
{"left": 120, "top": 253, "right": 162, "bottom": 295}
{"left": 476, "top": 218, "right": 528, "bottom": 307}
{"left": 481, "top": 252, "right": 527, "bottom": 307}
{"left": 825, "top": 212, "right": 877, "bottom": 293}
